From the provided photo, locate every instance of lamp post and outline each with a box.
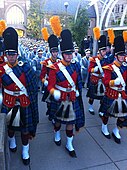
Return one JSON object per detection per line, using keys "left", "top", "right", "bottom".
{"left": 64, "top": 2, "right": 69, "bottom": 28}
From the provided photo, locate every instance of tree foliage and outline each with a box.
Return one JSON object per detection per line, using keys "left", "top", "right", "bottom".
{"left": 70, "top": 7, "right": 89, "bottom": 47}
{"left": 27, "top": 0, "right": 45, "bottom": 39}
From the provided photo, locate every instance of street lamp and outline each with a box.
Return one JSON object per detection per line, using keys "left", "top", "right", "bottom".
{"left": 64, "top": 2, "right": 69, "bottom": 28}
{"left": 64, "top": 2, "right": 69, "bottom": 13}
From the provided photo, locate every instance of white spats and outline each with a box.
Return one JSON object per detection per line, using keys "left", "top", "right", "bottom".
{"left": 102, "top": 123, "right": 110, "bottom": 136}
{"left": 54, "top": 130, "right": 61, "bottom": 142}
{"left": 66, "top": 136, "right": 74, "bottom": 151}
{"left": 113, "top": 127, "right": 121, "bottom": 139}
{"left": 22, "top": 144, "right": 29, "bottom": 159}
{"left": 88, "top": 104, "right": 94, "bottom": 112}
{"left": 8, "top": 136, "right": 17, "bottom": 149}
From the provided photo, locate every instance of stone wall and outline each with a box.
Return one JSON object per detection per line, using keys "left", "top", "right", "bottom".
{"left": 0, "top": 113, "right": 10, "bottom": 170}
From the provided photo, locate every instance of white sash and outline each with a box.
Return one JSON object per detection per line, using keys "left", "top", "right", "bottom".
{"left": 112, "top": 64, "right": 125, "bottom": 89}
{"left": 57, "top": 62, "right": 76, "bottom": 92}
{"left": 3, "top": 64, "right": 28, "bottom": 96}
{"left": 95, "top": 58, "right": 104, "bottom": 77}
{"left": 47, "top": 60, "right": 53, "bottom": 66}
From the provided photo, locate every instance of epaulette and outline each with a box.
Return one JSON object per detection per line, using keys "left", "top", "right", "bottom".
{"left": 102, "top": 65, "right": 112, "bottom": 71}
{"left": 47, "top": 64, "right": 56, "bottom": 69}
{"left": 40, "top": 60, "right": 47, "bottom": 65}
{"left": 89, "top": 57, "right": 95, "bottom": 62}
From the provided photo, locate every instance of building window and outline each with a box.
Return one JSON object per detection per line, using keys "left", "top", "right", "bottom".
{"left": 6, "top": 6, "right": 24, "bottom": 25}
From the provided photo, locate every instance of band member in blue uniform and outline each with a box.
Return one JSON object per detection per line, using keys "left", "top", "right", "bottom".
{"left": 47, "top": 29, "right": 85, "bottom": 158}
{"left": 99, "top": 36, "right": 127, "bottom": 143}
{"left": 87, "top": 35, "right": 113, "bottom": 115}
{"left": 1, "top": 27, "right": 39, "bottom": 165}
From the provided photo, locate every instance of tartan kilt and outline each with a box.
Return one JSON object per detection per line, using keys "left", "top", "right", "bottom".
{"left": 49, "top": 96, "right": 85, "bottom": 129}
{"left": 99, "top": 95, "right": 127, "bottom": 128}
{"left": 99, "top": 95, "right": 114, "bottom": 116}
{"left": 86, "top": 81, "right": 103, "bottom": 100}
{"left": 1, "top": 103, "right": 37, "bottom": 134}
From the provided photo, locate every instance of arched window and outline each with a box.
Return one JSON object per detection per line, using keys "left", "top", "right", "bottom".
{"left": 6, "top": 5, "right": 24, "bottom": 25}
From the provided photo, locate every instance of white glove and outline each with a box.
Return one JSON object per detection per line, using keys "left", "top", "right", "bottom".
{"left": 76, "top": 90, "right": 79, "bottom": 97}
{"left": 53, "top": 90, "right": 61, "bottom": 101}
{"left": 44, "top": 80, "right": 48, "bottom": 86}
{"left": 94, "top": 66, "right": 99, "bottom": 72}
{"left": 114, "top": 77, "right": 121, "bottom": 85}
{"left": 33, "top": 66, "right": 36, "bottom": 71}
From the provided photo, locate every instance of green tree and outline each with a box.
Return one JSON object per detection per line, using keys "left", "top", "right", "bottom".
{"left": 27, "top": 0, "right": 45, "bottom": 39}
{"left": 70, "top": 7, "right": 89, "bottom": 48}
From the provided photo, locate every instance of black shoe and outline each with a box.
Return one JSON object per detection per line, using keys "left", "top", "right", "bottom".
{"left": 112, "top": 132, "right": 121, "bottom": 144}
{"left": 101, "top": 131, "right": 111, "bottom": 139}
{"left": 89, "top": 110, "right": 95, "bottom": 115}
{"left": 54, "top": 140, "right": 61, "bottom": 146}
{"left": 65, "top": 147, "right": 77, "bottom": 158}
{"left": 22, "top": 157, "right": 30, "bottom": 166}
{"left": 9, "top": 146, "right": 17, "bottom": 153}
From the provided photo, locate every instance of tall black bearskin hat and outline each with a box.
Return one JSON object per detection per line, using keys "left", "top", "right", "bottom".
{"left": 98, "top": 35, "right": 106, "bottom": 50}
{"left": 114, "top": 36, "right": 125, "bottom": 55}
{"left": 60, "top": 29, "right": 74, "bottom": 54}
{"left": 2, "top": 27, "right": 18, "bottom": 55}
{"left": 48, "top": 34, "right": 58, "bottom": 52}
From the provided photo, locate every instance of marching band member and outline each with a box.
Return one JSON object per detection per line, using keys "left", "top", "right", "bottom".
{"left": 99, "top": 36, "right": 127, "bottom": 143}
{"left": 47, "top": 29, "right": 85, "bottom": 157}
{"left": 1, "top": 27, "right": 39, "bottom": 165}
{"left": 40, "top": 34, "right": 59, "bottom": 118}
{"left": 87, "top": 35, "right": 112, "bottom": 115}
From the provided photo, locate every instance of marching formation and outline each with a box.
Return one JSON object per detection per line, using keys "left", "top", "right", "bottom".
{"left": 0, "top": 23, "right": 127, "bottom": 166}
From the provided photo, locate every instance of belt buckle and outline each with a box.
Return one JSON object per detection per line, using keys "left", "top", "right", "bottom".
{"left": 66, "top": 88, "right": 71, "bottom": 92}
{"left": 118, "top": 87, "right": 122, "bottom": 91}
{"left": 13, "top": 91, "right": 20, "bottom": 95}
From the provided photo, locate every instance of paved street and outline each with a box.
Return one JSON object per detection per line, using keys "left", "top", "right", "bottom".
{"left": 10, "top": 89, "right": 127, "bottom": 170}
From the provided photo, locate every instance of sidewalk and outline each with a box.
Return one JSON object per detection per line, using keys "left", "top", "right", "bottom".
{"left": 10, "top": 89, "right": 127, "bottom": 170}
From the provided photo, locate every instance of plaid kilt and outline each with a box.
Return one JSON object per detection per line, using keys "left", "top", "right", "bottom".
{"left": 86, "top": 81, "right": 103, "bottom": 100}
{"left": 99, "top": 95, "right": 114, "bottom": 116}
{"left": 99, "top": 96, "right": 127, "bottom": 127}
{"left": 99, "top": 95, "right": 127, "bottom": 115}
{"left": 1, "top": 63, "right": 39, "bottom": 134}
{"left": 1, "top": 104, "right": 37, "bottom": 133}
{"left": 49, "top": 96, "right": 85, "bottom": 129}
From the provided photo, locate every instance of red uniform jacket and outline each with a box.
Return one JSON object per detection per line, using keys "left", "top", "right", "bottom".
{"left": 102, "top": 61, "right": 127, "bottom": 99}
{"left": 0, "top": 61, "right": 30, "bottom": 107}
